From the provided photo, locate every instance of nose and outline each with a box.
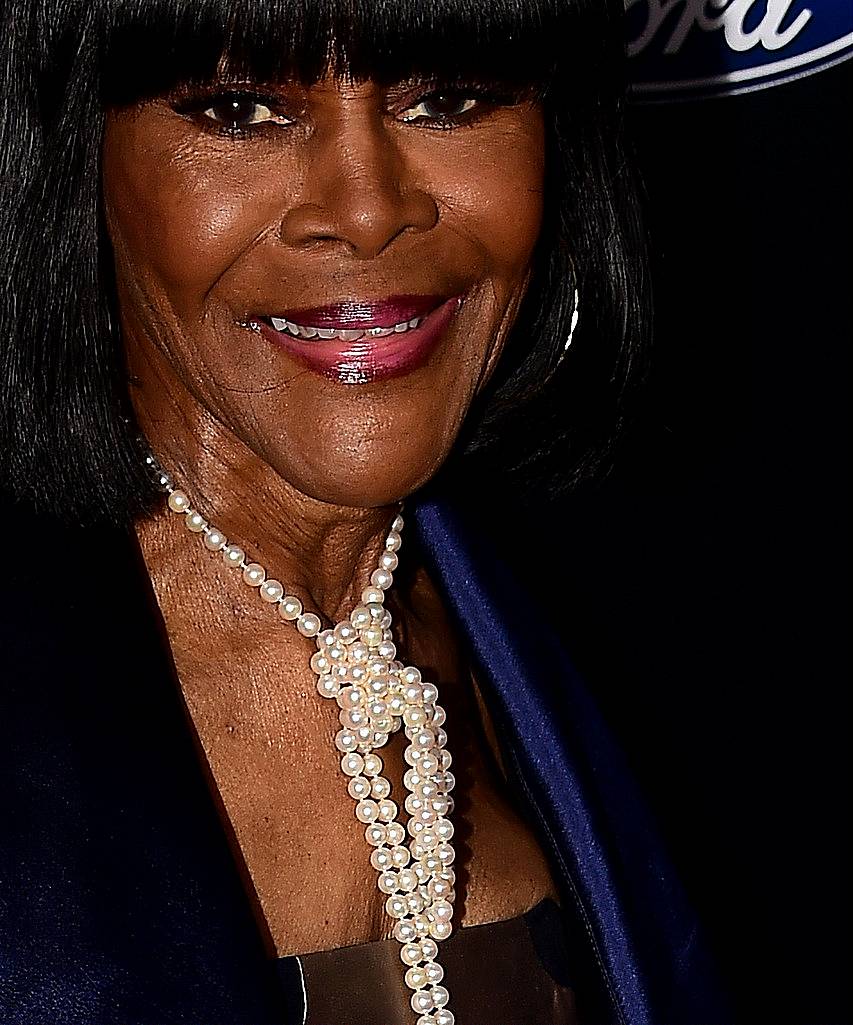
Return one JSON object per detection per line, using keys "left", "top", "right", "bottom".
{"left": 278, "top": 112, "right": 439, "bottom": 260}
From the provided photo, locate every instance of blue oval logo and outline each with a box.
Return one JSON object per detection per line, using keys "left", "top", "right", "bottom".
{"left": 626, "top": 0, "right": 853, "bottom": 100}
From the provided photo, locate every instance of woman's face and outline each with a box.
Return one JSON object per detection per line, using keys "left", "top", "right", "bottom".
{"left": 103, "top": 73, "right": 544, "bottom": 507}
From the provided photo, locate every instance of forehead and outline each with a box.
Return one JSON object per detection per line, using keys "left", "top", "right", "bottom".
{"left": 96, "top": 0, "right": 570, "bottom": 106}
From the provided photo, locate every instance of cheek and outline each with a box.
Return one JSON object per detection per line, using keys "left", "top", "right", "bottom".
{"left": 102, "top": 116, "right": 290, "bottom": 306}
{"left": 416, "top": 121, "right": 545, "bottom": 284}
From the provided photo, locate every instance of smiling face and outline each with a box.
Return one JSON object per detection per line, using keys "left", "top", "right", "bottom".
{"left": 103, "top": 73, "right": 544, "bottom": 507}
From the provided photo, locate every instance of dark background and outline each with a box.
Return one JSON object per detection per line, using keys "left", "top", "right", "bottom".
{"left": 546, "top": 58, "right": 850, "bottom": 1023}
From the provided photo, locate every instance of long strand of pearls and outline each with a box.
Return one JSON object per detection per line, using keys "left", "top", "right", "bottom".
{"left": 145, "top": 454, "right": 456, "bottom": 1025}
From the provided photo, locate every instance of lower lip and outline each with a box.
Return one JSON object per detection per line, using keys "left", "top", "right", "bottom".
{"left": 255, "top": 296, "right": 462, "bottom": 384}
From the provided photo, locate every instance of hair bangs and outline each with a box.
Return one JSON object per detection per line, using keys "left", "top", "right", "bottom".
{"left": 97, "top": 0, "right": 573, "bottom": 109}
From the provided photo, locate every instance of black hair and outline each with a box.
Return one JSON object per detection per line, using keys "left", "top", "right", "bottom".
{"left": 0, "top": 0, "right": 649, "bottom": 524}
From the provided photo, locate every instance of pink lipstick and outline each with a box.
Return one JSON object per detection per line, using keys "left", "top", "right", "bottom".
{"left": 253, "top": 294, "right": 462, "bottom": 384}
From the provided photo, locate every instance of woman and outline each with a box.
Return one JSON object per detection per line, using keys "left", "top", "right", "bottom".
{"left": 0, "top": 0, "right": 730, "bottom": 1023}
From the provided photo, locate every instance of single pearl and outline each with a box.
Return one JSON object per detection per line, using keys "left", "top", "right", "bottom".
{"left": 397, "top": 868, "right": 418, "bottom": 892}
{"left": 315, "top": 675, "right": 339, "bottom": 698}
{"left": 203, "top": 528, "right": 227, "bottom": 552}
{"left": 388, "top": 694, "right": 407, "bottom": 716}
{"left": 433, "top": 1009, "right": 455, "bottom": 1025}
{"left": 394, "top": 919, "right": 417, "bottom": 943}
{"left": 430, "top": 704, "right": 446, "bottom": 726}
{"left": 185, "top": 511, "right": 207, "bottom": 533}
{"left": 411, "top": 990, "right": 434, "bottom": 1014}
{"left": 439, "top": 750, "right": 453, "bottom": 770}
{"left": 412, "top": 729, "right": 436, "bottom": 750}
{"left": 222, "top": 545, "right": 244, "bottom": 568}
{"left": 317, "top": 628, "right": 336, "bottom": 648}
{"left": 379, "top": 550, "right": 399, "bottom": 572}
{"left": 349, "top": 641, "right": 370, "bottom": 663}
{"left": 430, "top": 900, "right": 453, "bottom": 924}
{"left": 405, "top": 794, "right": 426, "bottom": 816}
{"left": 365, "top": 823, "right": 387, "bottom": 846}
{"left": 435, "top": 819, "right": 454, "bottom": 842}
{"left": 362, "top": 753, "right": 383, "bottom": 777}
{"left": 361, "top": 586, "right": 385, "bottom": 605}
{"left": 430, "top": 986, "right": 450, "bottom": 1010}
{"left": 355, "top": 799, "right": 380, "bottom": 823}
{"left": 385, "top": 822, "right": 405, "bottom": 845}
{"left": 242, "top": 562, "right": 265, "bottom": 587}
{"left": 401, "top": 666, "right": 422, "bottom": 685}
{"left": 419, "top": 938, "right": 439, "bottom": 961}
{"left": 417, "top": 1016, "right": 438, "bottom": 1025}
{"left": 367, "top": 601, "right": 386, "bottom": 620}
{"left": 347, "top": 776, "right": 371, "bottom": 801}
{"left": 423, "top": 961, "right": 444, "bottom": 984}
{"left": 340, "top": 752, "right": 364, "bottom": 776}
{"left": 436, "top": 844, "right": 455, "bottom": 866}
{"left": 430, "top": 796, "right": 450, "bottom": 817}
{"left": 310, "top": 652, "right": 331, "bottom": 675}
{"left": 377, "top": 639, "right": 396, "bottom": 660}
{"left": 278, "top": 594, "right": 303, "bottom": 615}
{"left": 403, "top": 683, "right": 424, "bottom": 705}
{"left": 412, "top": 913, "right": 431, "bottom": 935}
{"left": 377, "top": 870, "right": 400, "bottom": 894}
{"left": 361, "top": 625, "right": 384, "bottom": 647}
{"left": 380, "top": 609, "right": 393, "bottom": 629}
{"left": 260, "top": 578, "right": 284, "bottom": 603}
{"left": 386, "top": 895, "right": 408, "bottom": 918}
{"left": 405, "top": 965, "right": 427, "bottom": 990}
{"left": 350, "top": 606, "right": 371, "bottom": 629}
{"left": 390, "top": 845, "right": 410, "bottom": 868}
{"left": 334, "top": 621, "right": 358, "bottom": 645}
{"left": 371, "top": 847, "right": 393, "bottom": 871}
{"left": 370, "top": 776, "right": 391, "bottom": 799}
{"left": 334, "top": 729, "right": 357, "bottom": 753}
{"left": 428, "top": 919, "right": 452, "bottom": 941}
{"left": 340, "top": 707, "right": 368, "bottom": 730}
{"left": 336, "top": 686, "right": 365, "bottom": 710}
{"left": 420, "top": 853, "right": 441, "bottom": 875}
{"left": 377, "top": 798, "right": 397, "bottom": 823}
{"left": 406, "top": 892, "right": 426, "bottom": 915}
{"left": 327, "top": 643, "right": 347, "bottom": 662}
{"left": 421, "top": 683, "right": 439, "bottom": 705}
{"left": 404, "top": 768, "right": 422, "bottom": 790}
{"left": 167, "top": 490, "right": 189, "bottom": 513}
{"left": 371, "top": 568, "right": 393, "bottom": 590}
{"left": 297, "top": 613, "right": 321, "bottom": 637}
{"left": 400, "top": 943, "right": 423, "bottom": 967}
{"left": 385, "top": 530, "right": 402, "bottom": 552}
{"left": 403, "top": 707, "right": 428, "bottom": 729}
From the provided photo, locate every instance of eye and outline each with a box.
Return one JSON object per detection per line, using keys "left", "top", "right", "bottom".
{"left": 175, "top": 90, "right": 294, "bottom": 134}
{"left": 399, "top": 90, "right": 480, "bottom": 125}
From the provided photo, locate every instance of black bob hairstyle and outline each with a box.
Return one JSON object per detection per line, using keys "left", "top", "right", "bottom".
{"left": 0, "top": 0, "right": 649, "bottom": 525}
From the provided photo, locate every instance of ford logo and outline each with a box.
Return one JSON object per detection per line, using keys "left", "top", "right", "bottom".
{"left": 626, "top": 0, "right": 853, "bottom": 99}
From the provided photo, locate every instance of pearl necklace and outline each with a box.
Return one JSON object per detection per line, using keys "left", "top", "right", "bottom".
{"left": 144, "top": 454, "right": 456, "bottom": 1025}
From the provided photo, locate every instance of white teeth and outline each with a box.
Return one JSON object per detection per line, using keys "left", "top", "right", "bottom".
{"left": 266, "top": 313, "right": 426, "bottom": 341}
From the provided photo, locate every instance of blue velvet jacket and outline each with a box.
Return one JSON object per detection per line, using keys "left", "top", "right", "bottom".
{"left": 0, "top": 492, "right": 730, "bottom": 1024}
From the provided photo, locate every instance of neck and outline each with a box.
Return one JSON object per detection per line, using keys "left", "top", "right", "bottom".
{"left": 130, "top": 384, "right": 398, "bottom": 627}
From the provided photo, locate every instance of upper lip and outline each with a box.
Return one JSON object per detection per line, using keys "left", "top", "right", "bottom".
{"left": 258, "top": 294, "right": 445, "bottom": 330}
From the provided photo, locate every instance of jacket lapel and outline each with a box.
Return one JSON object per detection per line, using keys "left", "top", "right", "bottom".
{"left": 411, "top": 493, "right": 731, "bottom": 1025}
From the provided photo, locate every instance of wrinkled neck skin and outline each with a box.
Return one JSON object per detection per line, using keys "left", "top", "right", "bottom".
{"left": 129, "top": 334, "right": 403, "bottom": 630}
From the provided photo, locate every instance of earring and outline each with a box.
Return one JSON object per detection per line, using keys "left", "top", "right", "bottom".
{"left": 564, "top": 287, "right": 580, "bottom": 352}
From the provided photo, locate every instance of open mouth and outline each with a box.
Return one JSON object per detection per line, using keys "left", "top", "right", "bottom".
{"left": 251, "top": 294, "right": 463, "bottom": 384}
{"left": 261, "top": 314, "right": 426, "bottom": 342}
